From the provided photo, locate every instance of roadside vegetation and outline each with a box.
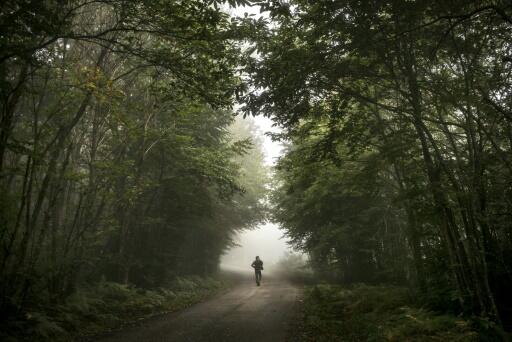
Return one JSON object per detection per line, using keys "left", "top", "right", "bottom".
{"left": 274, "top": 252, "right": 314, "bottom": 284}
{"left": 3, "top": 0, "right": 512, "bottom": 341}
{"left": 1, "top": 275, "right": 231, "bottom": 342}
{"left": 255, "top": 1, "right": 512, "bottom": 340}
{"left": 299, "top": 284, "right": 483, "bottom": 342}
{"left": 276, "top": 255, "right": 493, "bottom": 341}
{"left": 0, "top": 1, "right": 266, "bottom": 340}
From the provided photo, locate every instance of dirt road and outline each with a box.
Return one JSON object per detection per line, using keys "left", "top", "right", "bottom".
{"left": 95, "top": 274, "right": 302, "bottom": 342}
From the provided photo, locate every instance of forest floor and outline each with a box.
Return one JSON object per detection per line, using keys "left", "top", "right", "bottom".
{"left": 1, "top": 273, "right": 238, "bottom": 342}
{"left": 293, "top": 284, "right": 490, "bottom": 342}
{"left": 8, "top": 271, "right": 505, "bottom": 341}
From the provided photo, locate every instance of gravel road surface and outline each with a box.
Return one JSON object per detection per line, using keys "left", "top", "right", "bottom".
{"left": 95, "top": 274, "right": 301, "bottom": 342}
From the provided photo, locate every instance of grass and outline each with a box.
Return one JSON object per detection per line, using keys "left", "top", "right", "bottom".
{"left": 298, "top": 284, "right": 480, "bottom": 341}
{"left": 1, "top": 275, "right": 231, "bottom": 341}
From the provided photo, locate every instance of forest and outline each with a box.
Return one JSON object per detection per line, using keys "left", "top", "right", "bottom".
{"left": 256, "top": 0, "right": 512, "bottom": 335}
{"left": 1, "top": 0, "right": 512, "bottom": 341}
{"left": 0, "top": 0, "right": 268, "bottom": 339}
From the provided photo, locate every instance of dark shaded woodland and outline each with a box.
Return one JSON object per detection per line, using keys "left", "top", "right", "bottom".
{"left": 248, "top": 0, "right": 512, "bottom": 332}
{"left": 2, "top": 0, "right": 512, "bottom": 340}
{"left": 0, "top": 0, "right": 267, "bottom": 336}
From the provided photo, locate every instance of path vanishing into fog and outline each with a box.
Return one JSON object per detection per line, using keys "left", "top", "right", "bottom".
{"left": 95, "top": 272, "right": 301, "bottom": 342}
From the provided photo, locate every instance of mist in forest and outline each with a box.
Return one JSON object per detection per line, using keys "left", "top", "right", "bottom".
{"left": 2, "top": 1, "right": 512, "bottom": 341}
{"left": 221, "top": 115, "right": 290, "bottom": 274}
{"left": 221, "top": 222, "right": 292, "bottom": 273}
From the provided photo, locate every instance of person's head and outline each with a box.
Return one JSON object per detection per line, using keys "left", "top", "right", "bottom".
{"left": 255, "top": 256, "right": 260, "bottom": 260}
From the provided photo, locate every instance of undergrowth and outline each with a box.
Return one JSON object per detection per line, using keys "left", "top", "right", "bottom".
{"left": 299, "top": 284, "right": 484, "bottom": 341}
{"left": 1, "top": 275, "right": 228, "bottom": 341}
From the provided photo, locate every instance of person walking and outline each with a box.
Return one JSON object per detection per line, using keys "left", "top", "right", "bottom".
{"left": 251, "top": 256, "right": 264, "bottom": 286}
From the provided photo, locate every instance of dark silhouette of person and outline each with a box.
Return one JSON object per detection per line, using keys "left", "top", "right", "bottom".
{"left": 251, "top": 256, "right": 264, "bottom": 286}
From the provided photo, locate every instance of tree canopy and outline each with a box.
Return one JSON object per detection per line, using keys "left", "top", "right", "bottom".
{"left": 0, "top": 0, "right": 267, "bottom": 323}
{"left": 245, "top": 0, "right": 512, "bottom": 327}
{"left": 2, "top": 0, "right": 512, "bottom": 338}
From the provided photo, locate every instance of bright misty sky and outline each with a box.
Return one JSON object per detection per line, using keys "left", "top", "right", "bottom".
{"left": 221, "top": 113, "right": 291, "bottom": 269}
{"left": 221, "top": 115, "right": 290, "bottom": 270}
{"left": 221, "top": 5, "right": 294, "bottom": 270}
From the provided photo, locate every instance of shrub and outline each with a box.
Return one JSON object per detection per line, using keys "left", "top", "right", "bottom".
{"left": 0, "top": 275, "right": 228, "bottom": 341}
{"left": 301, "top": 284, "right": 479, "bottom": 341}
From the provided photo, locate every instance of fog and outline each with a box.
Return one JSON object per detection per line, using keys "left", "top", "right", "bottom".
{"left": 218, "top": 6, "right": 292, "bottom": 275}
{"left": 221, "top": 222, "right": 292, "bottom": 272}
{"left": 220, "top": 113, "right": 292, "bottom": 272}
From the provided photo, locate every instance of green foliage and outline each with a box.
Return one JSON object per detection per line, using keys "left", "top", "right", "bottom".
{"left": 273, "top": 134, "right": 410, "bottom": 284}
{"left": 0, "top": 276, "right": 227, "bottom": 341}
{"left": 0, "top": 1, "right": 268, "bottom": 340}
{"left": 251, "top": 0, "right": 512, "bottom": 328}
{"left": 275, "top": 252, "right": 314, "bottom": 283}
{"left": 301, "top": 284, "right": 479, "bottom": 341}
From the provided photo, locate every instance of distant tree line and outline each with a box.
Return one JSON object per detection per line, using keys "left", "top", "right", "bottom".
{"left": 0, "top": 0, "right": 266, "bottom": 316}
{"left": 245, "top": 0, "right": 512, "bottom": 327}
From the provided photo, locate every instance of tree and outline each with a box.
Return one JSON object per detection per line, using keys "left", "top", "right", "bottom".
{"left": 247, "top": 0, "right": 512, "bottom": 325}
{"left": 0, "top": 0, "right": 268, "bottom": 323}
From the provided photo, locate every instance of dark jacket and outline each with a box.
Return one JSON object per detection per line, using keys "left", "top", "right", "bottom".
{"left": 251, "top": 259, "right": 263, "bottom": 271}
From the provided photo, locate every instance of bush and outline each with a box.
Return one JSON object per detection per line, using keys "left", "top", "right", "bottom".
{"left": 0, "top": 275, "right": 228, "bottom": 341}
{"left": 275, "top": 252, "right": 314, "bottom": 283}
{"left": 301, "top": 284, "right": 479, "bottom": 341}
